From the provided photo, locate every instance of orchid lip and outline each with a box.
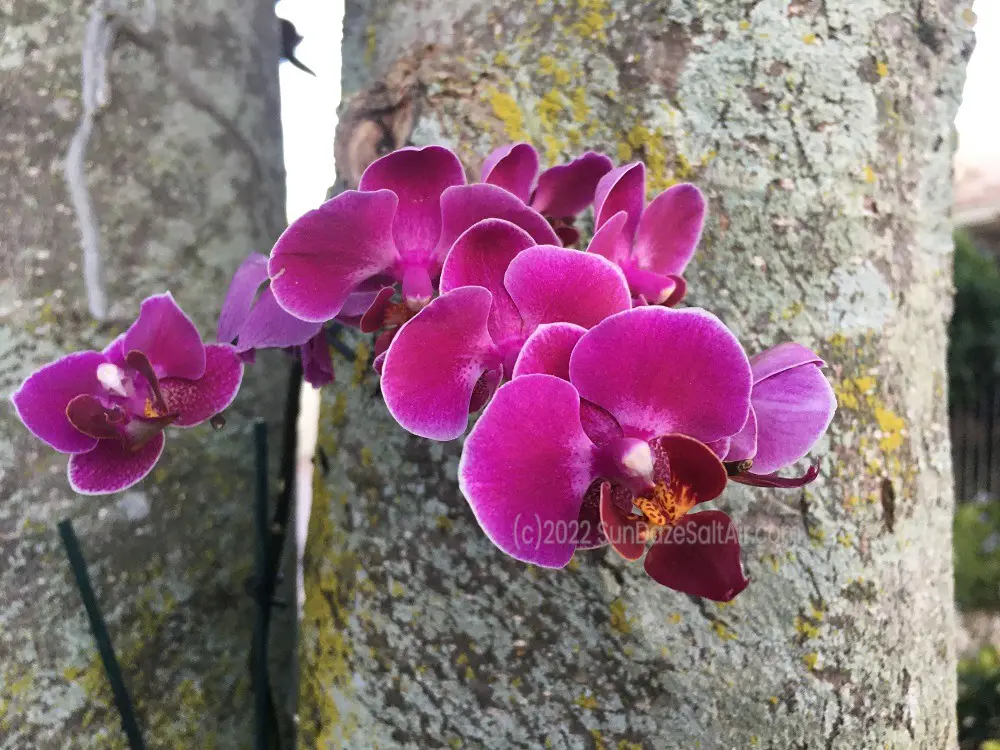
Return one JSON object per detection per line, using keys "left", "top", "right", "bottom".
{"left": 596, "top": 437, "right": 656, "bottom": 495}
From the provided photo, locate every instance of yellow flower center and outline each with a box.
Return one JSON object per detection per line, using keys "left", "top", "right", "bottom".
{"left": 634, "top": 481, "right": 697, "bottom": 528}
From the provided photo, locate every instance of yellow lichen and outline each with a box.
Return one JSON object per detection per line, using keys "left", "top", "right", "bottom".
{"left": 609, "top": 598, "right": 634, "bottom": 634}
{"left": 574, "top": 692, "right": 599, "bottom": 710}
{"left": 713, "top": 621, "right": 738, "bottom": 641}
{"left": 487, "top": 89, "right": 530, "bottom": 142}
{"left": 876, "top": 61, "right": 889, "bottom": 78}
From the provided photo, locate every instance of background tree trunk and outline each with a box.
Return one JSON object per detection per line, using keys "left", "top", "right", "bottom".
{"left": 301, "top": 1, "right": 973, "bottom": 747}
{"left": 0, "top": 1, "right": 286, "bottom": 746}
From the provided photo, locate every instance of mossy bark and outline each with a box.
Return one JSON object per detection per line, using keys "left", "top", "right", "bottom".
{"left": 0, "top": 1, "right": 286, "bottom": 747}
{"left": 302, "top": 1, "right": 973, "bottom": 747}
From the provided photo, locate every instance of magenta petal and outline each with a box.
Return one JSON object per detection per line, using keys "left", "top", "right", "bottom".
{"left": 644, "top": 510, "right": 748, "bottom": 601}
{"left": 749, "top": 345, "right": 835, "bottom": 474}
{"left": 440, "top": 219, "right": 535, "bottom": 341}
{"left": 235, "top": 287, "right": 323, "bottom": 351}
{"left": 67, "top": 433, "right": 165, "bottom": 495}
{"left": 458, "top": 374, "right": 598, "bottom": 567}
{"left": 359, "top": 146, "right": 465, "bottom": 261}
{"left": 586, "top": 210, "right": 630, "bottom": 266}
{"left": 123, "top": 293, "right": 206, "bottom": 380}
{"left": 512, "top": 322, "right": 586, "bottom": 380}
{"left": 569, "top": 307, "right": 752, "bottom": 443}
{"left": 594, "top": 162, "right": 645, "bottom": 252}
{"left": 723, "top": 405, "right": 758, "bottom": 463}
{"left": 160, "top": 345, "right": 244, "bottom": 427}
{"left": 436, "top": 184, "right": 559, "bottom": 258}
{"left": 580, "top": 400, "right": 624, "bottom": 446}
{"left": 532, "top": 151, "right": 613, "bottom": 218}
{"left": 481, "top": 143, "right": 538, "bottom": 203}
{"left": 504, "top": 246, "right": 632, "bottom": 331}
{"left": 217, "top": 254, "right": 269, "bottom": 343}
{"left": 11, "top": 351, "right": 107, "bottom": 454}
{"left": 632, "top": 183, "right": 706, "bottom": 277}
{"left": 381, "top": 287, "right": 500, "bottom": 440}
{"left": 269, "top": 189, "right": 399, "bottom": 323}
{"left": 300, "top": 333, "right": 335, "bottom": 388}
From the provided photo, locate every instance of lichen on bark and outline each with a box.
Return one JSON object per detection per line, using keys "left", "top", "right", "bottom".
{"left": 0, "top": 1, "right": 286, "bottom": 747}
{"left": 302, "top": 0, "right": 974, "bottom": 747}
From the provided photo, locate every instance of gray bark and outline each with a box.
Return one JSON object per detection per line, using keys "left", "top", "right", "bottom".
{"left": 0, "top": 1, "right": 286, "bottom": 746}
{"left": 302, "top": 1, "right": 973, "bottom": 747}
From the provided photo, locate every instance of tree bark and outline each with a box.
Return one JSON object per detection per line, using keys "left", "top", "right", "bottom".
{"left": 302, "top": 1, "right": 973, "bottom": 747}
{"left": 0, "top": 1, "right": 285, "bottom": 747}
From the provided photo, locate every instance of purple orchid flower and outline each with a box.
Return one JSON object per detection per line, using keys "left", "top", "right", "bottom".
{"left": 267, "top": 145, "right": 559, "bottom": 324}
{"left": 720, "top": 342, "right": 836, "bottom": 487}
{"left": 458, "top": 306, "right": 755, "bottom": 600}
{"left": 12, "top": 294, "right": 243, "bottom": 495}
{"left": 481, "top": 143, "right": 613, "bottom": 245}
{"left": 379, "top": 218, "right": 633, "bottom": 441}
{"left": 588, "top": 162, "right": 706, "bottom": 306}
{"left": 217, "top": 253, "right": 334, "bottom": 388}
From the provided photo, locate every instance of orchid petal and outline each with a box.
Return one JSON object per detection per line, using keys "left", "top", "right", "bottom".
{"left": 123, "top": 293, "right": 205, "bottom": 380}
{"left": 359, "top": 145, "right": 465, "bottom": 261}
{"left": 440, "top": 219, "right": 536, "bottom": 342}
{"left": 586, "top": 210, "right": 630, "bottom": 266}
{"left": 458, "top": 374, "right": 598, "bottom": 567}
{"left": 217, "top": 254, "right": 269, "bottom": 343}
{"left": 532, "top": 152, "right": 613, "bottom": 217}
{"left": 235, "top": 287, "right": 323, "bottom": 351}
{"left": 159, "top": 344, "right": 244, "bottom": 427}
{"left": 749, "top": 346, "right": 836, "bottom": 475}
{"left": 632, "top": 183, "right": 706, "bottom": 277}
{"left": 644, "top": 510, "right": 748, "bottom": 601}
{"left": 11, "top": 351, "right": 107, "bottom": 454}
{"left": 569, "top": 307, "right": 752, "bottom": 443}
{"left": 650, "top": 434, "right": 728, "bottom": 504}
{"left": 481, "top": 143, "right": 538, "bottom": 203}
{"left": 300, "top": 333, "right": 335, "bottom": 388}
{"left": 381, "top": 287, "right": 499, "bottom": 440}
{"left": 512, "top": 323, "right": 587, "bottom": 380}
{"left": 436, "top": 184, "right": 559, "bottom": 258}
{"left": 723, "top": 406, "right": 757, "bottom": 464}
{"left": 268, "top": 189, "right": 399, "bottom": 322}
{"left": 600, "top": 482, "right": 647, "bottom": 561}
{"left": 67, "top": 432, "right": 165, "bottom": 495}
{"left": 594, "top": 162, "right": 645, "bottom": 252}
{"left": 504, "top": 246, "right": 632, "bottom": 331}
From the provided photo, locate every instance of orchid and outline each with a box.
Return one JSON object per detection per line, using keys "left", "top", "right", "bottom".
{"left": 217, "top": 253, "right": 334, "bottom": 388}
{"left": 721, "top": 343, "right": 837, "bottom": 487}
{"left": 481, "top": 143, "right": 613, "bottom": 245}
{"left": 12, "top": 294, "right": 243, "bottom": 494}
{"left": 458, "top": 306, "right": 832, "bottom": 600}
{"left": 267, "top": 145, "right": 559, "bottom": 324}
{"left": 379, "top": 218, "right": 633, "bottom": 440}
{"left": 588, "top": 161, "right": 706, "bottom": 306}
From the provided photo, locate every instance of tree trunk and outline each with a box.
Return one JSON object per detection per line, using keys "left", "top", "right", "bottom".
{"left": 301, "top": 1, "right": 972, "bottom": 747}
{"left": 0, "top": 1, "right": 285, "bottom": 746}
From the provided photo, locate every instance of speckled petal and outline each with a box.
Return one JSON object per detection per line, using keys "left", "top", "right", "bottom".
{"left": 67, "top": 432, "right": 166, "bottom": 495}
{"left": 159, "top": 344, "right": 244, "bottom": 427}
{"left": 123, "top": 293, "right": 206, "bottom": 380}
{"left": 11, "top": 351, "right": 107, "bottom": 454}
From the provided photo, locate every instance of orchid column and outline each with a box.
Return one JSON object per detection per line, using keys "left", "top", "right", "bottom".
{"left": 301, "top": 1, "right": 972, "bottom": 747}
{"left": 0, "top": 1, "right": 285, "bottom": 746}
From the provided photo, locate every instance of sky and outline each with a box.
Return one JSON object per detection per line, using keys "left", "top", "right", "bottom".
{"left": 276, "top": 0, "right": 998, "bottom": 218}
{"left": 957, "top": 0, "right": 1000, "bottom": 167}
